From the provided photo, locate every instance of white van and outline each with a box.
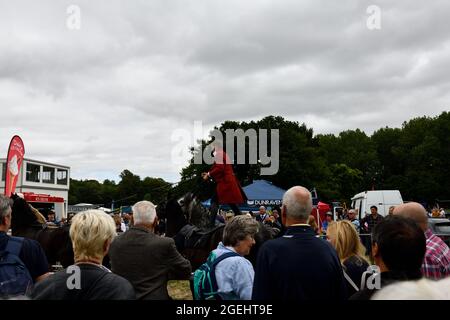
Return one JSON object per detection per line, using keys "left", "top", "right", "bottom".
{"left": 351, "top": 190, "right": 403, "bottom": 219}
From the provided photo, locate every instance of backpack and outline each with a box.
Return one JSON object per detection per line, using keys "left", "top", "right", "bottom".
{"left": 193, "top": 251, "right": 240, "bottom": 300}
{"left": 0, "top": 237, "right": 33, "bottom": 298}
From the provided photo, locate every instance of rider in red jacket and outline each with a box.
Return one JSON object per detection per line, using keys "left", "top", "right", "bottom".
{"left": 202, "top": 146, "right": 246, "bottom": 225}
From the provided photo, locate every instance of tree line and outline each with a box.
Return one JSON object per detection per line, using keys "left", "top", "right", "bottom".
{"left": 69, "top": 111, "right": 450, "bottom": 208}
{"left": 176, "top": 112, "right": 450, "bottom": 207}
{"left": 69, "top": 170, "right": 172, "bottom": 207}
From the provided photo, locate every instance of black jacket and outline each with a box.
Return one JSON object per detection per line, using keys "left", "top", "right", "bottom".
{"left": 31, "top": 264, "right": 135, "bottom": 300}
{"left": 252, "top": 225, "right": 347, "bottom": 300}
{"left": 350, "top": 271, "right": 422, "bottom": 300}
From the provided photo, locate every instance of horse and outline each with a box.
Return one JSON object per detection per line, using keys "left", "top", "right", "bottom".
{"left": 158, "top": 192, "right": 274, "bottom": 270}
{"left": 10, "top": 194, "right": 74, "bottom": 269}
{"left": 156, "top": 194, "right": 222, "bottom": 270}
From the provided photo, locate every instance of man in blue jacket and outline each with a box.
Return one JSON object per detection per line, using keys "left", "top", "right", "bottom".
{"left": 0, "top": 194, "right": 50, "bottom": 295}
{"left": 252, "top": 186, "right": 347, "bottom": 300}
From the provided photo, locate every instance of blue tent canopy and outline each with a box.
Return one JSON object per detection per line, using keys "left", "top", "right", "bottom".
{"left": 202, "top": 179, "right": 286, "bottom": 212}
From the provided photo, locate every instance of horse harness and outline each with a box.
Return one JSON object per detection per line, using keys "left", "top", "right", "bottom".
{"left": 178, "top": 224, "right": 224, "bottom": 250}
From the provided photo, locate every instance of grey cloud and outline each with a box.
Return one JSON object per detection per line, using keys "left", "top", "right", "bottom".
{"left": 0, "top": 0, "right": 449, "bottom": 182}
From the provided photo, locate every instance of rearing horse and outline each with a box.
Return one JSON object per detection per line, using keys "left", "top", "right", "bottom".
{"left": 10, "top": 194, "right": 74, "bottom": 268}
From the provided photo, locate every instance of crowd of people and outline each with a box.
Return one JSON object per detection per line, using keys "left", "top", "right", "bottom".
{"left": 1, "top": 185, "right": 450, "bottom": 300}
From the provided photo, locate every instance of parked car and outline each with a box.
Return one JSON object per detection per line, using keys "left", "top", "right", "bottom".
{"left": 428, "top": 218, "right": 450, "bottom": 246}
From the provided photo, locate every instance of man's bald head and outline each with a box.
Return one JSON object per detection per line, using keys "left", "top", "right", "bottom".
{"left": 393, "top": 202, "right": 428, "bottom": 231}
{"left": 282, "top": 186, "right": 312, "bottom": 225}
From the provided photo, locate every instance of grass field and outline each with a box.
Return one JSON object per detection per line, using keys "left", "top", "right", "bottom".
{"left": 167, "top": 280, "right": 193, "bottom": 300}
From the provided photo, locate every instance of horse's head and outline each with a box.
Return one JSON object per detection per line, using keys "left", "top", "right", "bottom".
{"left": 10, "top": 194, "right": 42, "bottom": 233}
{"left": 178, "top": 192, "right": 194, "bottom": 216}
{"left": 8, "top": 195, "right": 73, "bottom": 269}
{"left": 155, "top": 201, "right": 166, "bottom": 221}
{"left": 247, "top": 221, "right": 274, "bottom": 267}
{"left": 155, "top": 201, "right": 169, "bottom": 236}
{"left": 163, "top": 197, "right": 188, "bottom": 237}
{"left": 180, "top": 192, "right": 212, "bottom": 230}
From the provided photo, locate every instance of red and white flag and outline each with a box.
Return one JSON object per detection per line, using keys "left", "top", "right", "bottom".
{"left": 4, "top": 135, "right": 25, "bottom": 197}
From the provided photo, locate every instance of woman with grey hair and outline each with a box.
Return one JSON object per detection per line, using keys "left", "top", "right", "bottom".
{"left": 210, "top": 215, "right": 259, "bottom": 300}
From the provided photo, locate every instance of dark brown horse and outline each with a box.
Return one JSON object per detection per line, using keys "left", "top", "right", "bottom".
{"left": 158, "top": 192, "right": 273, "bottom": 270}
{"left": 10, "top": 194, "right": 74, "bottom": 269}
{"left": 156, "top": 193, "right": 223, "bottom": 270}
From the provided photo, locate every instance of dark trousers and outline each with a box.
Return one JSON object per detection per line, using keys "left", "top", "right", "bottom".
{"left": 210, "top": 193, "right": 242, "bottom": 225}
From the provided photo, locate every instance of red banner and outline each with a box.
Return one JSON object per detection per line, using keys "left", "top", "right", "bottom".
{"left": 22, "top": 192, "right": 65, "bottom": 203}
{"left": 4, "top": 135, "right": 25, "bottom": 197}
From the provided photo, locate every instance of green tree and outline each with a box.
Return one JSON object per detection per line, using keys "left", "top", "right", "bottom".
{"left": 69, "top": 112, "right": 450, "bottom": 209}
{"left": 141, "top": 177, "right": 172, "bottom": 204}
{"left": 176, "top": 116, "right": 327, "bottom": 198}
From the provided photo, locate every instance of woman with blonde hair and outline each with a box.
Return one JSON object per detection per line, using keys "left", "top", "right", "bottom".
{"left": 31, "top": 210, "right": 135, "bottom": 300}
{"left": 307, "top": 214, "right": 319, "bottom": 235}
{"left": 326, "top": 220, "right": 369, "bottom": 298}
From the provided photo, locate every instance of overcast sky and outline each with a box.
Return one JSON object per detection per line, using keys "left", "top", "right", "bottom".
{"left": 0, "top": 0, "right": 449, "bottom": 183}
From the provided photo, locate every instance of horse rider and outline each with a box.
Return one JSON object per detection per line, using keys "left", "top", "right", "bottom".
{"left": 202, "top": 141, "right": 247, "bottom": 225}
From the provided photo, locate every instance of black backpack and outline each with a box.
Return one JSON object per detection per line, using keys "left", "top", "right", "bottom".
{"left": 193, "top": 251, "right": 240, "bottom": 300}
{"left": 0, "top": 237, "right": 33, "bottom": 298}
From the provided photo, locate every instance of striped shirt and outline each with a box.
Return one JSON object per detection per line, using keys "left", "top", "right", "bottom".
{"left": 422, "top": 228, "right": 450, "bottom": 280}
